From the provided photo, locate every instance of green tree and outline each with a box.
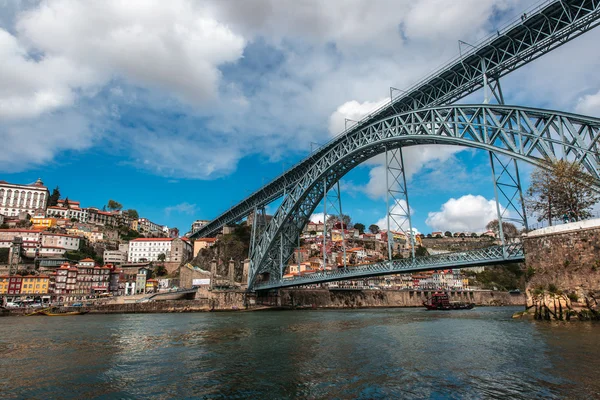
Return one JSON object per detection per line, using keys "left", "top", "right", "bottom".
{"left": 526, "top": 159, "right": 600, "bottom": 225}
{"left": 63, "top": 197, "right": 70, "bottom": 209}
{"left": 154, "top": 265, "right": 168, "bottom": 277}
{"left": 125, "top": 209, "right": 139, "bottom": 220}
{"left": 415, "top": 246, "right": 428, "bottom": 257}
{"left": 0, "top": 248, "right": 9, "bottom": 263}
{"left": 157, "top": 253, "right": 166, "bottom": 262}
{"left": 444, "top": 231, "right": 452, "bottom": 237}
{"left": 368, "top": 224, "right": 380, "bottom": 234}
{"left": 354, "top": 223, "right": 365, "bottom": 234}
{"left": 107, "top": 199, "right": 123, "bottom": 211}
{"left": 48, "top": 186, "right": 60, "bottom": 207}
{"left": 486, "top": 219, "right": 519, "bottom": 239}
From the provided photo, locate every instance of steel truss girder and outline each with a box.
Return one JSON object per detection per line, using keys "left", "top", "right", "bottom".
{"left": 190, "top": 0, "right": 600, "bottom": 240}
{"left": 191, "top": 0, "right": 600, "bottom": 238}
{"left": 248, "top": 104, "right": 600, "bottom": 289}
{"left": 254, "top": 244, "right": 524, "bottom": 290}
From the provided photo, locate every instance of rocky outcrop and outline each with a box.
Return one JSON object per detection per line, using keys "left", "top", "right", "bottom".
{"left": 519, "top": 219, "right": 600, "bottom": 320}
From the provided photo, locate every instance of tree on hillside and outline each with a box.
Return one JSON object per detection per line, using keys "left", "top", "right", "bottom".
{"left": 125, "top": 209, "right": 139, "bottom": 220}
{"left": 154, "top": 265, "right": 168, "bottom": 277}
{"left": 48, "top": 186, "right": 60, "bottom": 207}
{"left": 486, "top": 219, "right": 518, "bottom": 239}
{"left": 526, "top": 159, "right": 599, "bottom": 225}
{"left": 354, "top": 223, "right": 365, "bottom": 234}
{"left": 157, "top": 253, "right": 166, "bottom": 262}
{"left": 327, "top": 214, "right": 352, "bottom": 229}
{"left": 415, "top": 246, "right": 428, "bottom": 257}
{"left": 64, "top": 197, "right": 70, "bottom": 209}
{"left": 0, "top": 248, "right": 9, "bottom": 263}
{"left": 368, "top": 224, "right": 380, "bottom": 234}
{"left": 444, "top": 231, "right": 452, "bottom": 237}
{"left": 107, "top": 199, "right": 123, "bottom": 211}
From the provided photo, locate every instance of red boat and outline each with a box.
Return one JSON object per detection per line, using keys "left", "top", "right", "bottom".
{"left": 423, "top": 292, "right": 474, "bottom": 310}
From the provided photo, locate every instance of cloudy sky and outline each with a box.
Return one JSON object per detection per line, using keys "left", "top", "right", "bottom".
{"left": 2, "top": 0, "right": 600, "bottom": 234}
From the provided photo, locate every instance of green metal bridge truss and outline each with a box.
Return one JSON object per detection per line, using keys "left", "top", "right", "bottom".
{"left": 248, "top": 105, "right": 600, "bottom": 289}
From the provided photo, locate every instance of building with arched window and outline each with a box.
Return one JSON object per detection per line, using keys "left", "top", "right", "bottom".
{"left": 0, "top": 179, "right": 49, "bottom": 217}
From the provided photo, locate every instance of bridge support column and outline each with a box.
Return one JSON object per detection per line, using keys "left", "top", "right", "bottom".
{"left": 248, "top": 206, "right": 267, "bottom": 286}
{"left": 385, "top": 147, "right": 415, "bottom": 265}
{"left": 483, "top": 74, "right": 528, "bottom": 256}
{"left": 489, "top": 153, "right": 529, "bottom": 252}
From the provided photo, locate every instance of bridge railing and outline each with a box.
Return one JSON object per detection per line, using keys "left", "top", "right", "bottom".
{"left": 253, "top": 244, "right": 524, "bottom": 290}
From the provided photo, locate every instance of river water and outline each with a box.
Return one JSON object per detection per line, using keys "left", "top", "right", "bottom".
{"left": 1, "top": 307, "right": 599, "bottom": 399}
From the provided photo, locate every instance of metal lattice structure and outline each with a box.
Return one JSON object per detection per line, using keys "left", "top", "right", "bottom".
{"left": 249, "top": 105, "right": 600, "bottom": 289}
{"left": 190, "top": 0, "right": 600, "bottom": 240}
{"left": 254, "top": 244, "right": 524, "bottom": 290}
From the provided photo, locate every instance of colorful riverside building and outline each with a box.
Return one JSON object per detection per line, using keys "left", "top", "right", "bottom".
{"left": 0, "top": 276, "right": 8, "bottom": 294}
{"left": 20, "top": 275, "right": 50, "bottom": 294}
{"left": 7, "top": 276, "right": 23, "bottom": 295}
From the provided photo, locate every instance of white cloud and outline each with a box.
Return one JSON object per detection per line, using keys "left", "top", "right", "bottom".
{"left": 0, "top": 111, "right": 94, "bottom": 171}
{"left": 374, "top": 199, "right": 415, "bottom": 233}
{"left": 15, "top": 0, "right": 245, "bottom": 108}
{"left": 328, "top": 98, "right": 388, "bottom": 137}
{"left": 0, "top": 28, "right": 98, "bottom": 119}
{"left": 310, "top": 213, "right": 325, "bottom": 224}
{"left": 425, "top": 195, "right": 506, "bottom": 233}
{"left": 357, "top": 145, "right": 464, "bottom": 199}
{"left": 165, "top": 202, "right": 198, "bottom": 216}
{"left": 575, "top": 89, "right": 600, "bottom": 117}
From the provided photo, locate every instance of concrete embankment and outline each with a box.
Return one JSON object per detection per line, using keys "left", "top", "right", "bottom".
{"left": 3, "top": 289, "right": 524, "bottom": 316}
{"left": 279, "top": 289, "right": 525, "bottom": 308}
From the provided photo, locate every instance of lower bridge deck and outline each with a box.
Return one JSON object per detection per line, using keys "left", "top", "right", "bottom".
{"left": 254, "top": 244, "right": 524, "bottom": 291}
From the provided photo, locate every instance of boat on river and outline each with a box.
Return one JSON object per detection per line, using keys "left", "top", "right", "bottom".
{"left": 423, "top": 292, "right": 474, "bottom": 310}
{"left": 41, "top": 309, "right": 89, "bottom": 316}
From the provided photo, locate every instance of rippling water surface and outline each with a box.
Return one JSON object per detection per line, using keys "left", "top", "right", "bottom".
{"left": 1, "top": 307, "right": 599, "bottom": 399}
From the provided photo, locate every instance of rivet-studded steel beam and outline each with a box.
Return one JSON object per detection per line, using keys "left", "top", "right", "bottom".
{"left": 191, "top": 0, "right": 600, "bottom": 240}
{"left": 249, "top": 104, "right": 600, "bottom": 289}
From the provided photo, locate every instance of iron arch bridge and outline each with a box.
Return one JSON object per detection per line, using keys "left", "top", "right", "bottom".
{"left": 249, "top": 104, "right": 600, "bottom": 290}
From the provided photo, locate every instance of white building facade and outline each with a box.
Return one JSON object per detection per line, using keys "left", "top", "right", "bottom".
{"left": 127, "top": 238, "right": 192, "bottom": 263}
{"left": 104, "top": 250, "right": 127, "bottom": 265}
{"left": 46, "top": 206, "right": 89, "bottom": 222}
{"left": 0, "top": 179, "right": 49, "bottom": 217}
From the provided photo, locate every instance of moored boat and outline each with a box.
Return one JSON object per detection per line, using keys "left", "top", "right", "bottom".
{"left": 423, "top": 292, "right": 474, "bottom": 310}
{"left": 41, "top": 310, "right": 88, "bottom": 316}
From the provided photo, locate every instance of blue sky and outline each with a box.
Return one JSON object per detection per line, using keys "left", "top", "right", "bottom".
{"left": 2, "top": 0, "right": 600, "bottom": 234}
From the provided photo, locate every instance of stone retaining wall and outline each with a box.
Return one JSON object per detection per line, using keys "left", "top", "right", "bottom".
{"left": 279, "top": 289, "right": 524, "bottom": 308}
{"left": 521, "top": 219, "right": 600, "bottom": 320}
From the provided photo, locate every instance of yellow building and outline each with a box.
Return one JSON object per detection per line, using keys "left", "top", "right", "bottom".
{"left": 20, "top": 275, "right": 50, "bottom": 294}
{"left": 31, "top": 217, "right": 57, "bottom": 229}
{"left": 0, "top": 276, "right": 8, "bottom": 294}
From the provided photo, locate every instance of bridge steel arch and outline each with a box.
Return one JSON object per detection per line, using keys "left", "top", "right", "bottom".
{"left": 191, "top": 0, "right": 600, "bottom": 240}
{"left": 249, "top": 104, "right": 600, "bottom": 289}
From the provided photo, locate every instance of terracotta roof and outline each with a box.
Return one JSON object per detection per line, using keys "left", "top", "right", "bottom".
{"left": 42, "top": 232, "right": 79, "bottom": 238}
{"left": 80, "top": 258, "right": 95, "bottom": 262}
{"left": 0, "top": 229, "right": 44, "bottom": 233}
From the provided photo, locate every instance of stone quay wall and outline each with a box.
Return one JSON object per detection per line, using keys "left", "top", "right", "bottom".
{"left": 278, "top": 289, "right": 524, "bottom": 308}
{"left": 520, "top": 219, "right": 600, "bottom": 320}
